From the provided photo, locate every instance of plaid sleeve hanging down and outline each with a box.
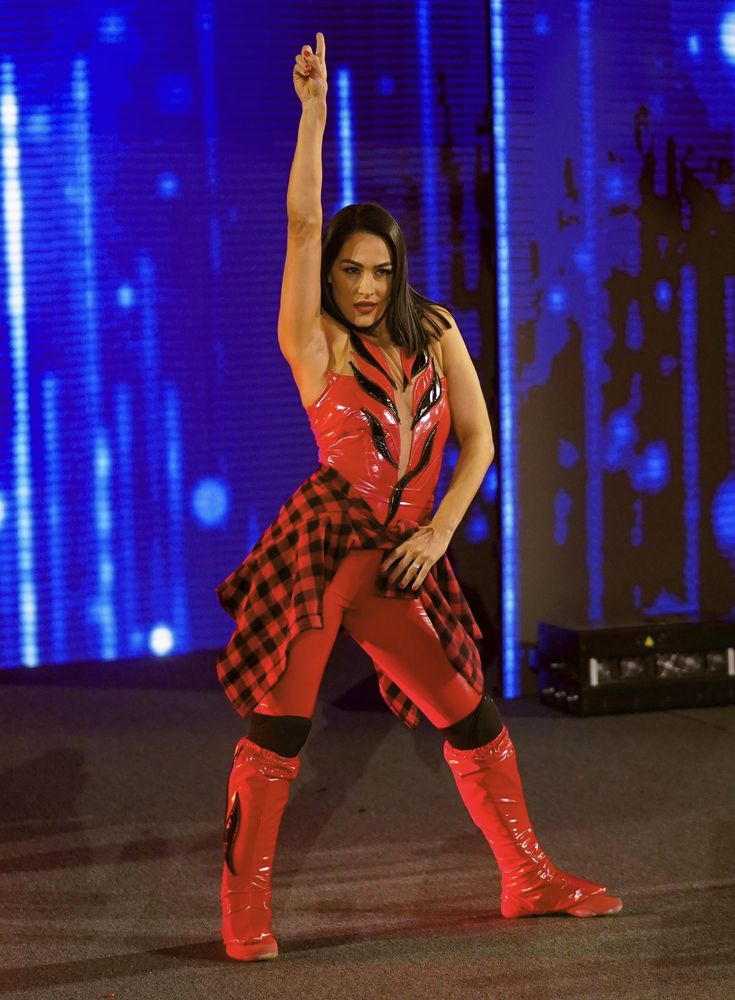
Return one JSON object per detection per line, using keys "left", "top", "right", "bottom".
{"left": 214, "top": 463, "right": 484, "bottom": 729}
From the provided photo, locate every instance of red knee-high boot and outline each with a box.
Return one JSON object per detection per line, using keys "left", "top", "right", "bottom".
{"left": 220, "top": 736, "right": 300, "bottom": 960}
{"left": 443, "top": 725, "right": 623, "bottom": 918}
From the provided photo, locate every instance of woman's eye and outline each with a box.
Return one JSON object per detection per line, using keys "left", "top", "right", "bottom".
{"left": 344, "top": 267, "right": 392, "bottom": 275}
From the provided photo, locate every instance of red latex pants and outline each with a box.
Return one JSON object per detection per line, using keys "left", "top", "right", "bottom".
{"left": 254, "top": 548, "right": 482, "bottom": 727}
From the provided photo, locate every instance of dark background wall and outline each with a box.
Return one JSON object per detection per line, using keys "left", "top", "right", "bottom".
{"left": 502, "top": 2, "right": 735, "bottom": 681}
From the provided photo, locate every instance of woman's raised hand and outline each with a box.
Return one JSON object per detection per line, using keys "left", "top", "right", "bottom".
{"left": 293, "top": 32, "right": 327, "bottom": 105}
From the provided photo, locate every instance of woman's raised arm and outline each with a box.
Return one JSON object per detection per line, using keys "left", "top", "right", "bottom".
{"left": 278, "top": 33, "right": 329, "bottom": 364}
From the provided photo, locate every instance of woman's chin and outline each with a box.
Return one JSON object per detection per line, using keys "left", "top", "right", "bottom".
{"left": 355, "top": 310, "right": 384, "bottom": 328}
{"left": 352, "top": 317, "right": 376, "bottom": 332}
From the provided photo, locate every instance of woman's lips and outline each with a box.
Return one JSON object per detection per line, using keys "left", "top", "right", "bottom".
{"left": 355, "top": 303, "right": 376, "bottom": 312}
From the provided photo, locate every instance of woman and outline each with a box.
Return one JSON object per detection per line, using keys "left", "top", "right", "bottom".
{"left": 215, "top": 31, "right": 622, "bottom": 962}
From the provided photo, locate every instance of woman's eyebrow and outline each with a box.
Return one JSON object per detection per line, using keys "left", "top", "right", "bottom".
{"left": 339, "top": 258, "right": 392, "bottom": 267}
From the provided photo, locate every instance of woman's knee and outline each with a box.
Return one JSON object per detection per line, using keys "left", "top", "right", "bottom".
{"left": 247, "top": 712, "right": 313, "bottom": 757}
{"left": 440, "top": 695, "right": 503, "bottom": 749}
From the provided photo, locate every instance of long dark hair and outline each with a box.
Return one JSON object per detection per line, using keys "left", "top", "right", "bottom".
{"left": 320, "top": 202, "right": 451, "bottom": 355}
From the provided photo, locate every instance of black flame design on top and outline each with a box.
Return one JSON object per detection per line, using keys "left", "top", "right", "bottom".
{"left": 412, "top": 368, "right": 442, "bottom": 429}
{"left": 350, "top": 332, "right": 401, "bottom": 389}
{"left": 349, "top": 334, "right": 444, "bottom": 525}
{"left": 362, "top": 409, "right": 399, "bottom": 469}
{"left": 410, "top": 347, "right": 430, "bottom": 381}
{"left": 223, "top": 791, "right": 240, "bottom": 875}
{"left": 349, "top": 362, "right": 400, "bottom": 423}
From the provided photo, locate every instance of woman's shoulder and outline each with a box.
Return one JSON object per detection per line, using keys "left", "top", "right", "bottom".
{"left": 427, "top": 302, "right": 453, "bottom": 323}
{"left": 420, "top": 302, "right": 453, "bottom": 339}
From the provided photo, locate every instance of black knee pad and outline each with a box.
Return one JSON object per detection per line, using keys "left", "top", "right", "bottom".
{"left": 247, "top": 713, "right": 313, "bottom": 758}
{"left": 441, "top": 695, "right": 503, "bottom": 750}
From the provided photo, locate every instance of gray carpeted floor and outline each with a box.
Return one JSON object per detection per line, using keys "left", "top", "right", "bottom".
{"left": 1, "top": 642, "right": 734, "bottom": 1000}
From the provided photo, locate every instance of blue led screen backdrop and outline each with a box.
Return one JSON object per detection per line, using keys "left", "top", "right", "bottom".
{"left": 2, "top": 0, "right": 735, "bottom": 698}
{"left": 0, "top": 3, "right": 498, "bottom": 673}
{"left": 497, "top": 0, "right": 735, "bottom": 670}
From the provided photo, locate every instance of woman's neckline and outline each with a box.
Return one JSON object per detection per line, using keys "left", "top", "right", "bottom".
{"left": 305, "top": 367, "right": 446, "bottom": 413}
{"left": 304, "top": 327, "right": 444, "bottom": 398}
{"left": 324, "top": 368, "right": 447, "bottom": 380}
{"left": 328, "top": 336, "right": 444, "bottom": 378}
{"left": 350, "top": 331, "right": 437, "bottom": 386}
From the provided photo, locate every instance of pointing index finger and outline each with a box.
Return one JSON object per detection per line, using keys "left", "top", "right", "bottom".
{"left": 315, "top": 31, "right": 325, "bottom": 58}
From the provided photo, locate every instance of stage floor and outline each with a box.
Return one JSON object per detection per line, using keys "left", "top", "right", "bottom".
{"left": 1, "top": 647, "right": 733, "bottom": 1000}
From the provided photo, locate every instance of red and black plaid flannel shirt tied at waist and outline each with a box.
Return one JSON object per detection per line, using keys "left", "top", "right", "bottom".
{"left": 214, "top": 463, "right": 484, "bottom": 729}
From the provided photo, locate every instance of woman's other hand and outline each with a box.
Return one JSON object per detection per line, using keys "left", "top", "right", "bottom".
{"left": 380, "top": 525, "right": 453, "bottom": 592}
{"left": 293, "top": 32, "right": 328, "bottom": 105}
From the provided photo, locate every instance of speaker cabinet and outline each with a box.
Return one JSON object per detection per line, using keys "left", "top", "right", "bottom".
{"left": 535, "top": 615, "right": 735, "bottom": 715}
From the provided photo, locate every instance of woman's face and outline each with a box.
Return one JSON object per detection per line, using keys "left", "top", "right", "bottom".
{"left": 328, "top": 231, "right": 394, "bottom": 334}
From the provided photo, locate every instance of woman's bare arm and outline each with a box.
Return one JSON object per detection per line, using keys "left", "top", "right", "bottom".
{"left": 430, "top": 311, "right": 494, "bottom": 539}
{"left": 278, "top": 34, "right": 328, "bottom": 363}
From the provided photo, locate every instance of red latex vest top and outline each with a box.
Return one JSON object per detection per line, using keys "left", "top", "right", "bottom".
{"left": 305, "top": 331, "right": 450, "bottom": 526}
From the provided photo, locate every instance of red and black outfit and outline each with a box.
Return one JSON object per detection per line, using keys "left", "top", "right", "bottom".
{"left": 215, "top": 330, "right": 482, "bottom": 728}
{"left": 215, "top": 331, "right": 622, "bottom": 961}
{"left": 215, "top": 461, "right": 485, "bottom": 727}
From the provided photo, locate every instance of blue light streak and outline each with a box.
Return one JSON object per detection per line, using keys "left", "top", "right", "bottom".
{"left": 41, "top": 374, "right": 66, "bottom": 662}
{"left": 72, "top": 57, "right": 117, "bottom": 658}
{"left": 336, "top": 68, "right": 355, "bottom": 208}
{"left": 554, "top": 490, "right": 572, "bottom": 544}
{"left": 490, "top": 0, "right": 520, "bottom": 697}
{"left": 26, "top": 107, "right": 51, "bottom": 141}
{"left": 417, "top": 0, "right": 440, "bottom": 299}
{"left": 164, "top": 382, "right": 190, "bottom": 650}
{"left": 720, "top": 9, "right": 735, "bottom": 65}
{"left": 138, "top": 253, "right": 162, "bottom": 504}
{"left": 99, "top": 12, "right": 127, "bottom": 44}
{"left": 680, "top": 266, "right": 699, "bottom": 611}
{"left": 0, "top": 487, "right": 11, "bottom": 664}
{"left": 481, "top": 463, "right": 498, "bottom": 502}
{"left": 687, "top": 34, "right": 701, "bottom": 58}
{"left": 558, "top": 440, "right": 580, "bottom": 469}
{"left": 113, "top": 382, "right": 140, "bottom": 655}
{"left": 626, "top": 301, "right": 643, "bottom": 350}
{"left": 92, "top": 433, "right": 117, "bottom": 657}
{"left": 137, "top": 251, "right": 168, "bottom": 637}
{"left": 577, "top": 0, "right": 604, "bottom": 622}
{"left": 196, "top": 0, "right": 221, "bottom": 273}
{"left": 631, "top": 498, "right": 642, "bottom": 548}
{"left": 725, "top": 277, "right": 735, "bottom": 468}
{"left": 711, "top": 474, "right": 735, "bottom": 561}
{"left": 1, "top": 60, "right": 38, "bottom": 666}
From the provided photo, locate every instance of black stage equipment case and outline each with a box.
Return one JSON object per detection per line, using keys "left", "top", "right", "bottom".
{"left": 535, "top": 615, "right": 735, "bottom": 715}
